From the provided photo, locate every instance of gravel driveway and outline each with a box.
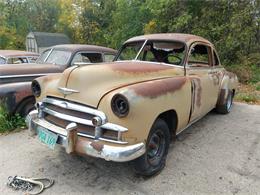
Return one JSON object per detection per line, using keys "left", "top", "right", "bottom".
{"left": 0, "top": 102, "right": 259, "bottom": 195}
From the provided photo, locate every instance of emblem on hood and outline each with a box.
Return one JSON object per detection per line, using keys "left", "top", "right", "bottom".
{"left": 58, "top": 87, "right": 79, "bottom": 95}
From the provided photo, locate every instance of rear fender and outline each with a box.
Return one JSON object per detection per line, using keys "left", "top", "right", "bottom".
{"left": 217, "top": 71, "right": 238, "bottom": 106}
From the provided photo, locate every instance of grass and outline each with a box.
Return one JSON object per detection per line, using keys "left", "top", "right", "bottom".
{"left": 0, "top": 105, "right": 26, "bottom": 134}
{"left": 234, "top": 83, "right": 260, "bottom": 105}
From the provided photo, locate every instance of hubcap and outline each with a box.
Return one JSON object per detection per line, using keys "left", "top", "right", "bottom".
{"left": 147, "top": 129, "right": 165, "bottom": 166}
{"left": 227, "top": 93, "right": 232, "bottom": 111}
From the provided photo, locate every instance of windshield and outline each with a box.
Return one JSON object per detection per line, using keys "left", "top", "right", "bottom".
{"left": 115, "top": 40, "right": 186, "bottom": 66}
{"left": 36, "top": 49, "right": 71, "bottom": 66}
{"left": 116, "top": 41, "right": 145, "bottom": 61}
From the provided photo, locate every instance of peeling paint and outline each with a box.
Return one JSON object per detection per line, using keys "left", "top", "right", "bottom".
{"left": 131, "top": 77, "right": 187, "bottom": 99}
{"left": 90, "top": 141, "right": 104, "bottom": 152}
{"left": 109, "top": 61, "right": 173, "bottom": 74}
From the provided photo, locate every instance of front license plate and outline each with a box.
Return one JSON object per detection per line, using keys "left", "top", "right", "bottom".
{"left": 37, "top": 126, "right": 58, "bottom": 149}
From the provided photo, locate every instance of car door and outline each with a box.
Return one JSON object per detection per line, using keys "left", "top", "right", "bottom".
{"left": 186, "top": 42, "right": 219, "bottom": 122}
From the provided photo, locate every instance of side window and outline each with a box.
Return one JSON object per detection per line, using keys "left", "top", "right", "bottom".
{"left": 188, "top": 44, "right": 210, "bottom": 67}
{"left": 213, "top": 50, "right": 220, "bottom": 66}
{"left": 71, "top": 53, "right": 103, "bottom": 65}
{"left": 104, "top": 54, "right": 116, "bottom": 62}
{"left": 0, "top": 57, "right": 6, "bottom": 64}
{"left": 28, "top": 56, "right": 38, "bottom": 63}
{"left": 7, "top": 57, "right": 28, "bottom": 64}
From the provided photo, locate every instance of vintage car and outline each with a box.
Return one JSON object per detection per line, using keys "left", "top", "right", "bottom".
{"left": 26, "top": 34, "right": 238, "bottom": 176}
{"left": 0, "top": 50, "right": 39, "bottom": 64}
{"left": 0, "top": 44, "right": 117, "bottom": 116}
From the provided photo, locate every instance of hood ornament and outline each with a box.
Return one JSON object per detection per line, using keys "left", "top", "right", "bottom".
{"left": 58, "top": 87, "right": 79, "bottom": 95}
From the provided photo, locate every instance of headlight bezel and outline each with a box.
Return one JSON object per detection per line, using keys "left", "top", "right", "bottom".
{"left": 111, "top": 94, "right": 129, "bottom": 118}
{"left": 31, "top": 80, "right": 41, "bottom": 97}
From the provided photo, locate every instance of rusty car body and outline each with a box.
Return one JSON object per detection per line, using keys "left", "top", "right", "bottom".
{"left": 0, "top": 44, "right": 117, "bottom": 116}
{"left": 26, "top": 34, "right": 238, "bottom": 176}
{"left": 0, "top": 50, "right": 39, "bottom": 64}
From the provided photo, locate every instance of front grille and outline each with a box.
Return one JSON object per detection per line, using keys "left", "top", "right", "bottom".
{"left": 41, "top": 97, "right": 120, "bottom": 142}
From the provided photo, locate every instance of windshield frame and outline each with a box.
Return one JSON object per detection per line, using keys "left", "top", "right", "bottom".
{"left": 114, "top": 39, "right": 187, "bottom": 66}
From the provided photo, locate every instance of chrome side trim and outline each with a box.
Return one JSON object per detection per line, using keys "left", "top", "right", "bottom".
{"left": 0, "top": 73, "right": 55, "bottom": 79}
{"left": 58, "top": 87, "right": 79, "bottom": 95}
{"left": 42, "top": 106, "right": 128, "bottom": 132}
{"left": 43, "top": 97, "right": 107, "bottom": 123}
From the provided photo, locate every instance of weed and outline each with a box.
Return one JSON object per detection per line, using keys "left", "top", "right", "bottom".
{"left": 0, "top": 105, "right": 26, "bottom": 133}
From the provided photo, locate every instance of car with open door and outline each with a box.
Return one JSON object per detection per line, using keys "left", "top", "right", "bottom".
{"left": 27, "top": 34, "right": 238, "bottom": 176}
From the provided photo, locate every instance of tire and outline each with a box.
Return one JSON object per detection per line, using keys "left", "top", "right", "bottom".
{"left": 216, "top": 90, "right": 233, "bottom": 114}
{"left": 16, "top": 97, "right": 36, "bottom": 117}
{"left": 132, "top": 119, "right": 170, "bottom": 176}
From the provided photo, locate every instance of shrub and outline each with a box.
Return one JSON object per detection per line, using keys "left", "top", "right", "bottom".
{"left": 0, "top": 105, "right": 26, "bottom": 133}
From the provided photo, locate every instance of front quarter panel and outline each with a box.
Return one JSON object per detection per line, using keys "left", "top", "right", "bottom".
{"left": 98, "top": 77, "right": 192, "bottom": 145}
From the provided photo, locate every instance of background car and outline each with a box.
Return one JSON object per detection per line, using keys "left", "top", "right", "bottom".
{"left": 0, "top": 44, "right": 117, "bottom": 116}
{"left": 0, "top": 50, "right": 39, "bottom": 64}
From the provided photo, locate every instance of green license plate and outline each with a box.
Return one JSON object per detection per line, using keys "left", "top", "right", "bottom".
{"left": 37, "top": 126, "right": 58, "bottom": 149}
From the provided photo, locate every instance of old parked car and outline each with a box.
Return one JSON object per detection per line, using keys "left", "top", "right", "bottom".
{"left": 0, "top": 50, "right": 39, "bottom": 64}
{"left": 0, "top": 44, "right": 117, "bottom": 116}
{"left": 27, "top": 34, "right": 238, "bottom": 176}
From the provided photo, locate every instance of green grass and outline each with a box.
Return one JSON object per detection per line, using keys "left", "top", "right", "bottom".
{"left": 0, "top": 105, "right": 26, "bottom": 134}
{"left": 235, "top": 93, "right": 258, "bottom": 103}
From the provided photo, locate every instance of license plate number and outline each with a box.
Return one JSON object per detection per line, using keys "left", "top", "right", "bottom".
{"left": 37, "top": 127, "right": 58, "bottom": 149}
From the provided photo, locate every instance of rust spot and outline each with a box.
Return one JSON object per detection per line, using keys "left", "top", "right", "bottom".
{"left": 190, "top": 77, "right": 202, "bottom": 107}
{"left": 90, "top": 141, "right": 104, "bottom": 152}
{"left": 109, "top": 61, "right": 172, "bottom": 74}
{"left": 217, "top": 89, "right": 226, "bottom": 106}
{"left": 132, "top": 77, "right": 187, "bottom": 99}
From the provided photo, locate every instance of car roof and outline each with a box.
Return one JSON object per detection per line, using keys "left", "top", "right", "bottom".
{"left": 49, "top": 44, "right": 117, "bottom": 54}
{"left": 0, "top": 50, "right": 39, "bottom": 58}
{"left": 125, "top": 33, "right": 212, "bottom": 46}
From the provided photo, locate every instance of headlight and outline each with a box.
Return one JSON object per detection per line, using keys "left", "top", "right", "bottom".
{"left": 31, "top": 80, "right": 41, "bottom": 97}
{"left": 111, "top": 94, "right": 129, "bottom": 118}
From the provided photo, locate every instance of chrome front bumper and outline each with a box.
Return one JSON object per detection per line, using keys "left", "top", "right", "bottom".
{"left": 26, "top": 110, "right": 145, "bottom": 162}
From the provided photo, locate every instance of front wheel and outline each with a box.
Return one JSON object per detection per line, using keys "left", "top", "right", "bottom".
{"left": 132, "top": 119, "right": 170, "bottom": 176}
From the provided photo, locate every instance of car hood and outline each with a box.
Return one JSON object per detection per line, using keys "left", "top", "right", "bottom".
{"left": 0, "top": 63, "right": 63, "bottom": 84}
{"left": 54, "top": 61, "right": 184, "bottom": 108}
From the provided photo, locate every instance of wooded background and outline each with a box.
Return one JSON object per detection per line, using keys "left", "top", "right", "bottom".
{"left": 0, "top": 0, "right": 259, "bottom": 83}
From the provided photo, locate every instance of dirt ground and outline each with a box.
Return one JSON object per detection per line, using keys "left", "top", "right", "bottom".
{"left": 0, "top": 102, "right": 259, "bottom": 195}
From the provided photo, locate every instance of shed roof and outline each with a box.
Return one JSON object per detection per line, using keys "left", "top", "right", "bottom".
{"left": 28, "top": 32, "right": 71, "bottom": 47}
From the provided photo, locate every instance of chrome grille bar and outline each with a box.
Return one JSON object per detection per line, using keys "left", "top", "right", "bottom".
{"left": 43, "top": 107, "right": 127, "bottom": 132}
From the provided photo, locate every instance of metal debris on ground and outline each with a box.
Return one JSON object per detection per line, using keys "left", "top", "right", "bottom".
{"left": 7, "top": 176, "right": 54, "bottom": 195}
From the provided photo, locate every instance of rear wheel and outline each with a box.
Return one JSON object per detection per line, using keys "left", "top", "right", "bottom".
{"left": 216, "top": 90, "right": 233, "bottom": 114}
{"left": 132, "top": 119, "right": 170, "bottom": 176}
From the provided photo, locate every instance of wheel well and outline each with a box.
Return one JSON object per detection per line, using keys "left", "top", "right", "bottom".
{"left": 15, "top": 96, "right": 35, "bottom": 114}
{"left": 232, "top": 89, "right": 235, "bottom": 97}
{"left": 157, "top": 110, "right": 178, "bottom": 139}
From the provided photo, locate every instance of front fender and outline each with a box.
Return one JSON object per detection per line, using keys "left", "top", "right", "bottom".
{"left": 98, "top": 77, "right": 192, "bottom": 145}
{"left": 0, "top": 82, "right": 32, "bottom": 113}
